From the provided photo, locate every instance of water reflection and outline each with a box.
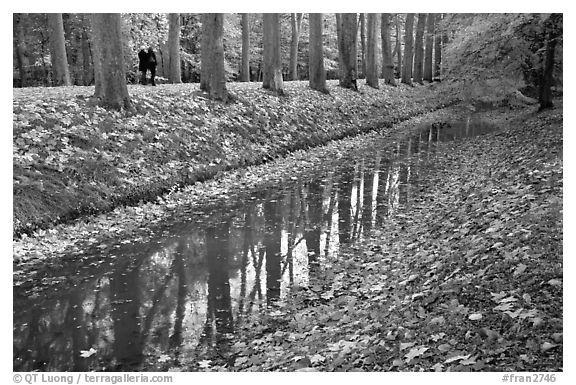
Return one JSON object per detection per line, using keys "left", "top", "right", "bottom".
{"left": 13, "top": 117, "right": 496, "bottom": 371}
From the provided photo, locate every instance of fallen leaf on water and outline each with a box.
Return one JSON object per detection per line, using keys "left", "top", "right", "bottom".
{"left": 79, "top": 347, "right": 97, "bottom": 358}
{"left": 158, "top": 354, "right": 170, "bottom": 363}
{"left": 198, "top": 359, "right": 212, "bottom": 369}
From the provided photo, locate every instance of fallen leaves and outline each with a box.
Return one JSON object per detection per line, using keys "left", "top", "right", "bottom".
{"left": 226, "top": 102, "right": 562, "bottom": 372}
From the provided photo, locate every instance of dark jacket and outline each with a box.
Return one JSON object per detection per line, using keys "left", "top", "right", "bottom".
{"left": 147, "top": 49, "right": 157, "bottom": 68}
{"left": 138, "top": 49, "right": 147, "bottom": 71}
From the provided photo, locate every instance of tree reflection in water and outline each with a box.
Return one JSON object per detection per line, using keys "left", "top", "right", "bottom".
{"left": 15, "top": 119, "right": 492, "bottom": 371}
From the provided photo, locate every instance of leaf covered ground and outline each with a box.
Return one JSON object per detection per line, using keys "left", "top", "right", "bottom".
{"left": 13, "top": 80, "right": 451, "bottom": 238}
{"left": 214, "top": 103, "right": 563, "bottom": 372}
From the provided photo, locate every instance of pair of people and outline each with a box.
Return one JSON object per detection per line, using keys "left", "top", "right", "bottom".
{"left": 138, "top": 46, "right": 157, "bottom": 86}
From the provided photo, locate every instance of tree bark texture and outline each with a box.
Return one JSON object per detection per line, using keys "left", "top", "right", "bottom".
{"left": 381, "top": 13, "right": 396, "bottom": 85}
{"left": 47, "top": 13, "right": 71, "bottom": 86}
{"left": 240, "top": 13, "right": 250, "bottom": 82}
{"left": 359, "top": 13, "right": 366, "bottom": 78}
{"left": 413, "top": 13, "right": 427, "bottom": 84}
{"left": 90, "top": 14, "right": 132, "bottom": 110}
{"left": 365, "top": 14, "right": 379, "bottom": 88}
{"left": 262, "top": 13, "right": 284, "bottom": 95}
{"left": 395, "top": 14, "right": 402, "bottom": 77}
{"left": 13, "top": 14, "right": 28, "bottom": 87}
{"left": 434, "top": 14, "right": 442, "bottom": 79}
{"left": 80, "top": 16, "right": 93, "bottom": 86}
{"left": 200, "top": 13, "right": 228, "bottom": 101}
{"left": 337, "top": 13, "right": 358, "bottom": 90}
{"left": 423, "top": 13, "right": 435, "bottom": 82}
{"left": 441, "top": 14, "right": 448, "bottom": 78}
{"left": 289, "top": 13, "right": 303, "bottom": 81}
{"left": 308, "top": 13, "right": 327, "bottom": 93}
{"left": 168, "top": 13, "right": 182, "bottom": 83}
{"left": 401, "top": 13, "right": 415, "bottom": 85}
{"left": 539, "top": 13, "right": 562, "bottom": 110}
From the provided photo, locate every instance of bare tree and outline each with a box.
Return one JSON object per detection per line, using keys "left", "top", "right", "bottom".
{"left": 539, "top": 13, "right": 562, "bottom": 110}
{"left": 13, "top": 14, "right": 28, "bottom": 87}
{"left": 381, "top": 13, "right": 396, "bottom": 85}
{"left": 401, "top": 13, "right": 415, "bottom": 85}
{"left": 423, "top": 13, "right": 435, "bottom": 82}
{"left": 365, "top": 14, "right": 379, "bottom": 88}
{"left": 394, "top": 14, "right": 402, "bottom": 77}
{"left": 336, "top": 13, "right": 358, "bottom": 90}
{"left": 262, "top": 13, "right": 284, "bottom": 95}
{"left": 413, "top": 13, "right": 427, "bottom": 84}
{"left": 434, "top": 14, "right": 442, "bottom": 79}
{"left": 168, "top": 13, "right": 182, "bottom": 83}
{"left": 308, "top": 13, "right": 327, "bottom": 93}
{"left": 47, "top": 13, "right": 71, "bottom": 86}
{"left": 90, "top": 14, "right": 132, "bottom": 110}
{"left": 289, "top": 13, "right": 303, "bottom": 80}
{"left": 200, "top": 13, "right": 228, "bottom": 101}
{"left": 359, "top": 13, "right": 366, "bottom": 78}
{"left": 240, "top": 13, "right": 250, "bottom": 81}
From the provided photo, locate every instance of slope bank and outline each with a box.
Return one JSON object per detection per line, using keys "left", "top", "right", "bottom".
{"left": 13, "top": 80, "right": 452, "bottom": 238}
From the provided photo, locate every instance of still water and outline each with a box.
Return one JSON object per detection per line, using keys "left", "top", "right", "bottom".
{"left": 13, "top": 117, "right": 496, "bottom": 371}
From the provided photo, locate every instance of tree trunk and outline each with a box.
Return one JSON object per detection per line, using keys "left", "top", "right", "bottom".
{"left": 47, "top": 13, "right": 71, "bottom": 86}
{"left": 539, "top": 13, "right": 562, "bottom": 110}
{"left": 401, "top": 13, "right": 415, "bottom": 85}
{"left": 337, "top": 13, "right": 358, "bottom": 90}
{"left": 168, "top": 13, "right": 182, "bottom": 83}
{"left": 381, "top": 13, "right": 395, "bottom": 85}
{"left": 365, "top": 14, "right": 379, "bottom": 88}
{"left": 80, "top": 15, "right": 93, "bottom": 86}
{"left": 308, "top": 13, "right": 327, "bottom": 93}
{"left": 413, "top": 13, "right": 427, "bottom": 85}
{"left": 90, "top": 14, "right": 132, "bottom": 110}
{"left": 395, "top": 14, "right": 402, "bottom": 77}
{"left": 262, "top": 13, "right": 284, "bottom": 95}
{"left": 359, "top": 13, "right": 366, "bottom": 79}
{"left": 289, "top": 13, "right": 303, "bottom": 81}
{"left": 240, "top": 13, "right": 250, "bottom": 82}
{"left": 423, "top": 13, "right": 435, "bottom": 82}
{"left": 434, "top": 14, "right": 442, "bottom": 79}
{"left": 200, "top": 13, "right": 228, "bottom": 101}
{"left": 13, "top": 14, "right": 28, "bottom": 88}
{"left": 441, "top": 14, "right": 448, "bottom": 78}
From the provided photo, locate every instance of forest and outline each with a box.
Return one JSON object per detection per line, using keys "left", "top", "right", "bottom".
{"left": 13, "top": 13, "right": 563, "bottom": 376}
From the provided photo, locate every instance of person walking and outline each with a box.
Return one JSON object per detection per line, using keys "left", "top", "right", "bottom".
{"left": 138, "top": 46, "right": 148, "bottom": 85}
{"left": 147, "top": 47, "right": 157, "bottom": 86}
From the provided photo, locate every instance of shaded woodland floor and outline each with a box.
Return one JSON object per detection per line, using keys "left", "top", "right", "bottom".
{"left": 218, "top": 103, "right": 563, "bottom": 372}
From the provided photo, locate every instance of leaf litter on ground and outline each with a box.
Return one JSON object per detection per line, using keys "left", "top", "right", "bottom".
{"left": 223, "top": 102, "right": 562, "bottom": 372}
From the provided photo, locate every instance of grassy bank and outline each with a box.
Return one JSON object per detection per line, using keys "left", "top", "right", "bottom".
{"left": 223, "top": 103, "right": 563, "bottom": 372}
{"left": 13, "top": 80, "right": 452, "bottom": 238}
